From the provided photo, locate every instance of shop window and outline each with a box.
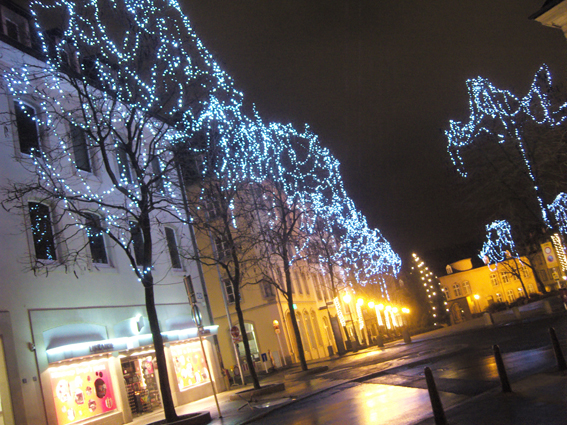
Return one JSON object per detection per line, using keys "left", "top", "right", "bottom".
{"left": 165, "top": 227, "right": 182, "bottom": 269}
{"left": 70, "top": 124, "right": 91, "bottom": 172}
{"left": 29, "top": 202, "right": 57, "bottom": 261}
{"left": 15, "top": 101, "right": 40, "bottom": 156}
{"left": 169, "top": 342, "right": 210, "bottom": 390}
{"left": 85, "top": 213, "right": 108, "bottom": 264}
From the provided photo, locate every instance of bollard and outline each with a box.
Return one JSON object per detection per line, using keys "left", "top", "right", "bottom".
{"left": 483, "top": 312, "right": 493, "bottom": 326}
{"left": 402, "top": 327, "right": 412, "bottom": 344}
{"left": 424, "top": 366, "right": 447, "bottom": 425}
{"left": 549, "top": 327, "right": 567, "bottom": 371}
{"left": 376, "top": 333, "right": 384, "bottom": 348}
{"left": 493, "top": 345, "right": 512, "bottom": 392}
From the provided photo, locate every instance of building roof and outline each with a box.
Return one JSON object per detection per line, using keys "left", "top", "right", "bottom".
{"left": 529, "top": 0, "right": 566, "bottom": 20}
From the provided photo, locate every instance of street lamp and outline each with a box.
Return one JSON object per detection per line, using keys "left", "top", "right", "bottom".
{"left": 342, "top": 293, "right": 360, "bottom": 349}
{"left": 473, "top": 294, "right": 481, "bottom": 313}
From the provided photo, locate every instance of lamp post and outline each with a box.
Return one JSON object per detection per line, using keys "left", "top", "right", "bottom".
{"left": 343, "top": 294, "right": 360, "bottom": 349}
{"left": 357, "top": 298, "right": 370, "bottom": 346}
{"left": 473, "top": 294, "right": 481, "bottom": 314}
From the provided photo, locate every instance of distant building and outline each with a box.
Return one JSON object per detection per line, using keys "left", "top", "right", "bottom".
{"left": 530, "top": 0, "right": 567, "bottom": 39}
{"left": 439, "top": 257, "right": 540, "bottom": 324}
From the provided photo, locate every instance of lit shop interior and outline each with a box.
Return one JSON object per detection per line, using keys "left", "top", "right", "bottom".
{"left": 41, "top": 316, "right": 220, "bottom": 425}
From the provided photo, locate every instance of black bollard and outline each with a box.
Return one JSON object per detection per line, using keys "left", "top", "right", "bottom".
{"left": 376, "top": 333, "right": 384, "bottom": 348}
{"left": 424, "top": 366, "right": 447, "bottom": 425}
{"left": 549, "top": 327, "right": 567, "bottom": 371}
{"left": 493, "top": 345, "right": 512, "bottom": 393}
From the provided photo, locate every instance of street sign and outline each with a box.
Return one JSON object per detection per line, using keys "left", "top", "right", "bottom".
{"left": 231, "top": 325, "right": 242, "bottom": 343}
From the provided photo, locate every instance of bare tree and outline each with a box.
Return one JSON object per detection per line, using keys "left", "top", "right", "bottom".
{"left": 0, "top": 0, "right": 233, "bottom": 421}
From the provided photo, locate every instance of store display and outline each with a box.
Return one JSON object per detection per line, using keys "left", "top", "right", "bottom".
{"left": 170, "top": 342, "right": 210, "bottom": 390}
{"left": 50, "top": 359, "right": 116, "bottom": 425}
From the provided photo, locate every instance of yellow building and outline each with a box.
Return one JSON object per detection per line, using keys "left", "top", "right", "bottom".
{"left": 439, "top": 257, "right": 539, "bottom": 324}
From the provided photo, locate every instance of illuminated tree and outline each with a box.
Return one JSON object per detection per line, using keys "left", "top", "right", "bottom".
{"left": 410, "top": 253, "right": 449, "bottom": 327}
{"left": 480, "top": 220, "right": 531, "bottom": 297}
{"left": 1, "top": 0, "right": 237, "bottom": 421}
{"left": 446, "top": 65, "right": 567, "bottom": 284}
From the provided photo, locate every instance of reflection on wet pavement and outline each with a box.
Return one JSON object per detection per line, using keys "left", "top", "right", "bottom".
{"left": 252, "top": 382, "right": 466, "bottom": 425}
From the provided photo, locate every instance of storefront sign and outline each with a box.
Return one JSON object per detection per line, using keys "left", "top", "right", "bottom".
{"left": 89, "top": 343, "right": 114, "bottom": 354}
{"left": 50, "top": 359, "right": 116, "bottom": 424}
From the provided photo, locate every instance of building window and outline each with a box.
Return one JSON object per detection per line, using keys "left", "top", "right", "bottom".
{"left": 29, "top": 202, "right": 56, "bottom": 261}
{"left": 295, "top": 271, "right": 303, "bottom": 294}
{"left": 462, "top": 281, "right": 471, "bottom": 295}
{"left": 501, "top": 272, "right": 509, "bottom": 284}
{"left": 442, "top": 286, "right": 451, "bottom": 300}
{"left": 302, "top": 272, "right": 310, "bottom": 295}
{"left": 528, "top": 284, "right": 535, "bottom": 294}
{"left": 506, "top": 289, "right": 515, "bottom": 303}
{"left": 165, "top": 227, "right": 182, "bottom": 269}
{"left": 453, "top": 283, "right": 462, "bottom": 297}
{"left": 1, "top": 6, "right": 31, "bottom": 47}
{"left": 236, "top": 323, "right": 259, "bottom": 360}
{"left": 496, "top": 293, "right": 503, "bottom": 303}
{"left": 522, "top": 266, "right": 530, "bottom": 278}
{"left": 223, "top": 278, "right": 236, "bottom": 304}
{"left": 261, "top": 280, "right": 275, "bottom": 298}
{"left": 85, "top": 213, "right": 108, "bottom": 264}
{"left": 70, "top": 124, "right": 91, "bottom": 172}
{"left": 129, "top": 221, "right": 144, "bottom": 266}
{"left": 314, "top": 275, "right": 323, "bottom": 301}
{"left": 214, "top": 237, "right": 230, "bottom": 260}
{"left": 116, "top": 142, "right": 133, "bottom": 184}
{"left": 15, "top": 102, "right": 40, "bottom": 156}
{"left": 151, "top": 157, "right": 164, "bottom": 193}
{"left": 518, "top": 287, "right": 524, "bottom": 297}
{"left": 490, "top": 274, "right": 498, "bottom": 286}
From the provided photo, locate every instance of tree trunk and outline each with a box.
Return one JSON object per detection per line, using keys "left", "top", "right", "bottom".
{"left": 234, "top": 289, "right": 261, "bottom": 389}
{"left": 284, "top": 263, "right": 308, "bottom": 371}
{"left": 144, "top": 277, "right": 178, "bottom": 422}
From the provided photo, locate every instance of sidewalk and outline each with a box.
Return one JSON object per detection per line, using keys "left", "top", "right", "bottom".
{"left": 133, "top": 296, "right": 567, "bottom": 425}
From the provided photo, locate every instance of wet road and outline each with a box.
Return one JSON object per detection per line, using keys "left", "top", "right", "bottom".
{"left": 250, "top": 314, "right": 567, "bottom": 425}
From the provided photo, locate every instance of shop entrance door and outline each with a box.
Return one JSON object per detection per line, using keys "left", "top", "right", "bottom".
{"left": 121, "top": 355, "right": 162, "bottom": 417}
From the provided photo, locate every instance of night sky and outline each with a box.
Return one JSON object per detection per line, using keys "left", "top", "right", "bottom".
{"left": 179, "top": 1, "right": 567, "bottom": 264}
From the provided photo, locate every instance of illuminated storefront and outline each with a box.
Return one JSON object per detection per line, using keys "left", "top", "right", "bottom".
{"left": 41, "top": 316, "right": 220, "bottom": 425}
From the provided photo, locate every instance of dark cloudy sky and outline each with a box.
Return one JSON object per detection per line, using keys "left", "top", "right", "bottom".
{"left": 180, "top": 1, "right": 567, "bottom": 261}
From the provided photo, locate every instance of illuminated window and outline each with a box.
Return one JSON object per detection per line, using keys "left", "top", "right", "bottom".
{"left": 496, "top": 293, "right": 503, "bottom": 303}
